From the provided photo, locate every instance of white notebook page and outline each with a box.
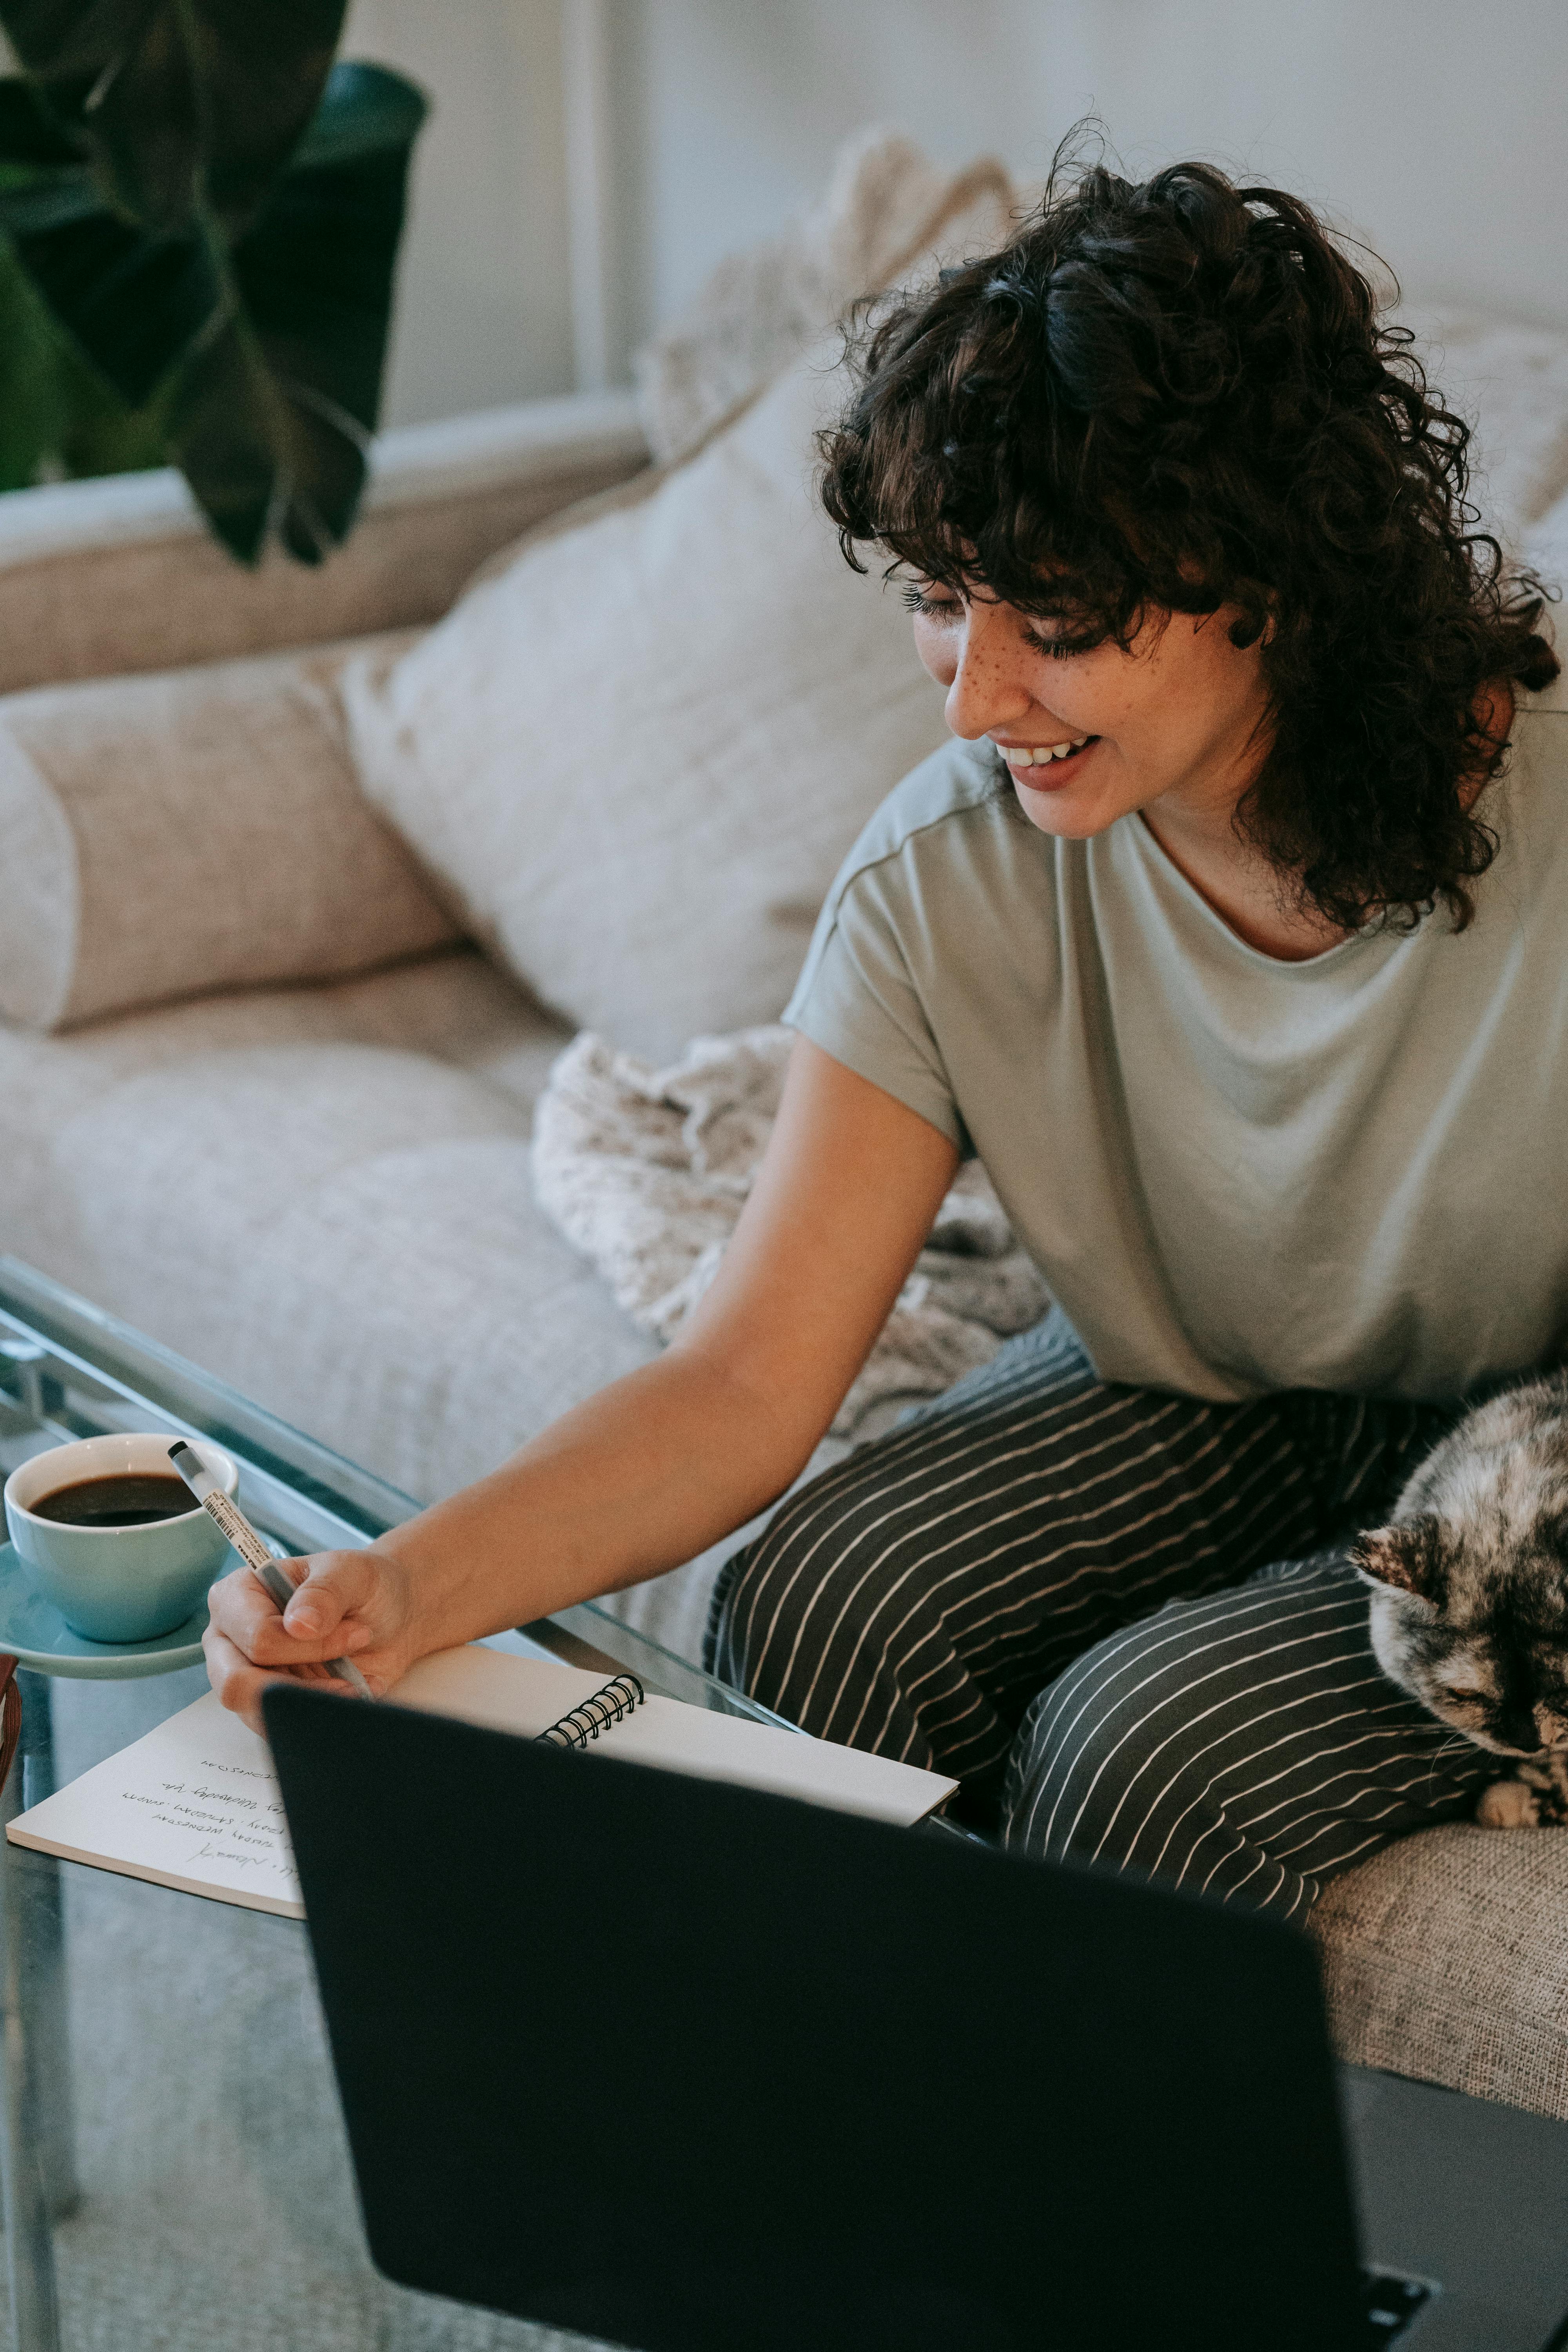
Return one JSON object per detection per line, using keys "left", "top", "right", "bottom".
{"left": 7, "top": 1645, "right": 958, "bottom": 1915}
{"left": 9, "top": 1690, "right": 304, "bottom": 1915}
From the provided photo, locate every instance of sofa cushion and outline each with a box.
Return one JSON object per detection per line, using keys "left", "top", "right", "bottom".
{"left": 0, "top": 951, "right": 656, "bottom": 1497}
{"left": 1524, "top": 482, "right": 1568, "bottom": 596}
{"left": 0, "top": 638, "right": 458, "bottom": 1031}
{"left": 1314, "top": 1823, "right": 1568, "bottom": 2120}
{"left": 53, "top": 1055, "right": 657, "bottom": 1503}
{"left": 343, "top": 353, "right": 937, "bottom": 1063}
{"left": 343, "top": 147, "right": 1015, "bottom": 1064}
{"left": 1405, "top": 310, "right": 1568, "bottom": 543}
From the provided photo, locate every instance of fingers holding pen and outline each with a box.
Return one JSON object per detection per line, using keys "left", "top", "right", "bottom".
{"left": 204, "top": 1542, "right": 417, "bottom": 1723}
{"left": 207, "top": 1555, "right": 372, "bottom": 1667}
{"left": 201, "top": 1618, "right": 363, "bottom": 1736}
{"left": 279, "top": 1548, "right": 389, "bottom": 1644}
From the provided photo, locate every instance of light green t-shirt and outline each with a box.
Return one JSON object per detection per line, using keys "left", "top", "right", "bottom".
{"left": 785, "top": 680, "right": 1568, "bottom": 1403}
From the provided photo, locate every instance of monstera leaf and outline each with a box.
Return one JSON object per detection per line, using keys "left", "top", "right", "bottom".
{"left": 0, "top": 236, "right": 171, "bottom": 490}
{"left": 0, "top": 0, "right": 347, "bottom": 234}
{"left": 0, "top": 2, "right": 426, "bottom": 561}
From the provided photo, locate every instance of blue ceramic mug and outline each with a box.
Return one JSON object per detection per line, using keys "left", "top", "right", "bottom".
{"left": 4, "top": 1433, "right": 239, "bottom": 1643}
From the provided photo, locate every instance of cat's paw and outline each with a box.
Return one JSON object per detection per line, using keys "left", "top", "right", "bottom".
{"left": 1477, "top": 1777, "right": 1541, "bottom": 1830}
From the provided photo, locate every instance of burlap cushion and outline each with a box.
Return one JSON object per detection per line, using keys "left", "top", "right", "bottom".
{"left": 0, "top": 637, "right": 459, "bottom": 1032}
{"left": 1314, "top": 1824, "right": 1568, "bottom": 2120}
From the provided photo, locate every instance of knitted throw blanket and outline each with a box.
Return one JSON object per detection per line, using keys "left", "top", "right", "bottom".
{"left": 531, "top": 1026, "right": 1050, "bottom": 1439}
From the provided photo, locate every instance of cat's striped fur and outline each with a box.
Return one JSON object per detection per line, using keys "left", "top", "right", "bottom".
{"left": 1354, "top": 1375, "right": 1568, "bottom": 1829}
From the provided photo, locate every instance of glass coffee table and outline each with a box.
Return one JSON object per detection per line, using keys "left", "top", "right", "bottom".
{"left": 0, "top": 1255, "right": 801, "bottom": 2352}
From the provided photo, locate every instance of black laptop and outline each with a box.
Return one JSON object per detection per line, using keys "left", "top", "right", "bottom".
{"left": 265, "top": 1683, "right": 1568, "bottom": 2352}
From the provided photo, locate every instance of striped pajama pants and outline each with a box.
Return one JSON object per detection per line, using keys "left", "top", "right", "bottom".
{"left": 706, "top": 1310, "right": 1495, "bottom": 1922}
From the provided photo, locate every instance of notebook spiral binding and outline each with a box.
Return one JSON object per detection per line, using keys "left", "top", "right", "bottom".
{"left": 536, "top": 1673, "right": 647, "bottom": 1750}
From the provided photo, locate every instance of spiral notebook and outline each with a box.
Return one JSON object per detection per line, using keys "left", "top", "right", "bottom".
{"left": 6, "top": 1643, "right": 958, "bottom": 1917}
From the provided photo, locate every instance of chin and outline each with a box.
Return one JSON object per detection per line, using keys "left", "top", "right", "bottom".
{"left": 1010, "top": 783, "right": 1120, "bottom": 840}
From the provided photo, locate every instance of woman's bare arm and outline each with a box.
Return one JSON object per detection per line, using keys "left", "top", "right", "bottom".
{"left": 204, "top": 1038, "right": 959, "bottom": 1726}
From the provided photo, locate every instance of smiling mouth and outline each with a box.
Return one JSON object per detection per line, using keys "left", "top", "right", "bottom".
{"left": 996, "top": 734, "right": 1100, "bottom": 784}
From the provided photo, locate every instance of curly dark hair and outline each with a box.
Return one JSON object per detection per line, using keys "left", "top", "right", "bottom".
{"left": 819, "top": 151, "right": 1561, "bottom": 933}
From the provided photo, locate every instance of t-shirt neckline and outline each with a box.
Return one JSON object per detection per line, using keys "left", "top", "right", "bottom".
{"left": 1121, "top": 808, "right": 1390, "bottom": 975}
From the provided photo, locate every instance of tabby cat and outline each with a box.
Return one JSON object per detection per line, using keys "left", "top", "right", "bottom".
{"left": 1353, "top": 1374, "right": 1568, "bottom": 1829}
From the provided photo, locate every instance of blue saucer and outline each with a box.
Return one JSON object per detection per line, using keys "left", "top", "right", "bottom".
{"left": 0, "top": 1543, "right": 209, "bottom": 1679}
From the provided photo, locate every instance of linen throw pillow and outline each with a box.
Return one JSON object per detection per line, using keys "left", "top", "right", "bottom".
{"left": 1401, "top": 310, "right": 1568, "bottom": 546}
{"left": 1523, "top": 484, "right": 1568, "bottom": 598}
{"left": 343, "top": 154, "right": 1015, "bottom": 1063}
{"left": 0, "top": 637, "right": 457, "bottom": 1032}
{"left": 634, "top": 125, "right": 1014, "bottom": 466}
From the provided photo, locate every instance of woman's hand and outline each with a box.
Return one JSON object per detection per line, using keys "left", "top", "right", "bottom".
{"left": 201, "top": 1041, "right": 960, "bottom": 1735}
{"left": 203, "top": 1544, "right": 417, "bottom": 1734}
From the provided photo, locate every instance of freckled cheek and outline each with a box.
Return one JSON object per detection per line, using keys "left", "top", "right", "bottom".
{"left": 1043, "top": 672, "right": 1136, "bottom": 748}
{"left": 1079, "top": 690, "right": 1147, "bottom": 747}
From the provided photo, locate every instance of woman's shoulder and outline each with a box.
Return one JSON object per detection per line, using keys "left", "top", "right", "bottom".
{"left": 827, "top": 736, "right": 1025, "bottom": 908}
{"left": 1480, "top": 670, "right": 1568, "bottom": 897}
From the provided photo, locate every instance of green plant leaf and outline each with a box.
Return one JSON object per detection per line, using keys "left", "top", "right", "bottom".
{"left": 0, "top": 233, "right": 170, "bottom": 489}
{"left": 0, "top": 0, "right": 349, "bottom": 234}
{"left": 0, "top": 76, "right": 216, "bottom": 405}
{"left": 174, "top": 62, "right": 426, "bottom": 563}
{"left": 0, "top": 207, "right": 221, "bottom": 408}
{"left": 0, "top": 58, "right": 425, "bottom": 559}
{"left": 234, "top": 67, "right": 424, "bottom": 432}
{"left": 0, "top": 69, "right": 76, "bottom": 168}
{"left": 0, "top": 229, "right": 68, "bottom": 487}
{"left": 166, "top": 307, "right": 363, "bottom": 563}
{"left": 0, "top": 14, "right": 425, "bottom": 565}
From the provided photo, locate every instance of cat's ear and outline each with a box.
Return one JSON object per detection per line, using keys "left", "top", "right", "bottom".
{"left": 1352, "top": 1517, "right": 1443, "bottom": 1607}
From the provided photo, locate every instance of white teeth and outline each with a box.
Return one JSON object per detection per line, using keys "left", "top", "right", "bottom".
{"left": 1002, "top": 736, "right": 1091, "bottom": 766}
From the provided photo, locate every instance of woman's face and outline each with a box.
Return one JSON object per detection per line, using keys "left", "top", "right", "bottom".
{"left": 907, "top": 583, "right": 1274, "bottom": 842}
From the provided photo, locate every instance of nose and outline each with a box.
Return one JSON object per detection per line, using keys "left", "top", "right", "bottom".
{"left": 944, "top": 599, "right": 1036, "bottom": 741}
{"left": 1499, "top": 1706, "right": 1543, "bottom": 1755}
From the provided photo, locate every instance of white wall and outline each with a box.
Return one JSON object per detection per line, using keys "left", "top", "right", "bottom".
{"left": 11, "top": 5, "right": 1558, "bottom": 427}
{"left": 608, "top": 0, "right": 1568, "bottom": 364}
{"left": 341, "top": 0, "right": 575, "bottom": 423}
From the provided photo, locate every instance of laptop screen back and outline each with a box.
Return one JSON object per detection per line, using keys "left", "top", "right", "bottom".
{"left": 267, "top": 1684, "right": 1367, "bottom": 2352}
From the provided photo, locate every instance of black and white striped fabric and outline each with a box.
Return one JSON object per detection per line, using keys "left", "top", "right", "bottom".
{"left": 707, "top": 1310, "right": 1495, "bottom": 1920}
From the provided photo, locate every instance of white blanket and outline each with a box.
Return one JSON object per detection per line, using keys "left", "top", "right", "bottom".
{"left": 532, "top": 1025, "right": 1049, "bottom": 1442}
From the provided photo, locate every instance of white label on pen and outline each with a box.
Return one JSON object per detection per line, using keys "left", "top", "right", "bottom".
{"left": 201, "top": 1490, "right": 272, "bottom": 1572}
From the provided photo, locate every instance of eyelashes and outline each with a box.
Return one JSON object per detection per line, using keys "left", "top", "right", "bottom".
{"left": 898, "top": 584, "right": 953, "bottom": 618}
{"left": 897, "top": 582, "right": 1100, "bottom": 659}
{"left": 1023, "top": 626, "right": 1103, "bottom": 662}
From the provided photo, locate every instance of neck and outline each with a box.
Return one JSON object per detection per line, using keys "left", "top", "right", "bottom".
{"left": 1140, "top": 679, "right": 1516, "bottom": 964}
{"left": 1139, "top": 799, "right": 1345, "bottom": 961}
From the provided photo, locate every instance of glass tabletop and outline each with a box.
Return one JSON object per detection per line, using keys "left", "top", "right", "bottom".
{"left": 0, "top": 1254, "right": 797, "bottom": 2352}
{"left": 0, "top": 1252, "right": 789, "bottom": 1719}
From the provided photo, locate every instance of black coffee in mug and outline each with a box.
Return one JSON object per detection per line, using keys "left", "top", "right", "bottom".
{"left": 31, "top": 1472, "right": 198, "bottom": 1529}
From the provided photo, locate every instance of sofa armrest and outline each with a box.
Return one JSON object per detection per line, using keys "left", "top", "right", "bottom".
{"left": 0, "top": 390, "right": 650, "bottom": 694}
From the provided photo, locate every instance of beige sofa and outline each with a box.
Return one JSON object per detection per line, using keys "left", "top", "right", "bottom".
{"left": 0, "top": 393, "right": 662, "bottom": 1492}
{"left": 3, "top": 370, "right": 1568, "bottom": 2123}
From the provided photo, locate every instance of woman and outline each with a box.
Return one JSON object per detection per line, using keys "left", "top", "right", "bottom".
{"left": 206, "top": 158, "right": 1563, "bottom": 1920}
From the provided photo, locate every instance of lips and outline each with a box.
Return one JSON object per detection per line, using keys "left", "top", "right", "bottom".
{"left": 999, "top": 735, "right": 1100, "bottom": 787}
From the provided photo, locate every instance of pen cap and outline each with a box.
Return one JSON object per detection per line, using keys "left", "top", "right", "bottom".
{"left": 168, "top": 1438, "right": 222, "bottom": 1504}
